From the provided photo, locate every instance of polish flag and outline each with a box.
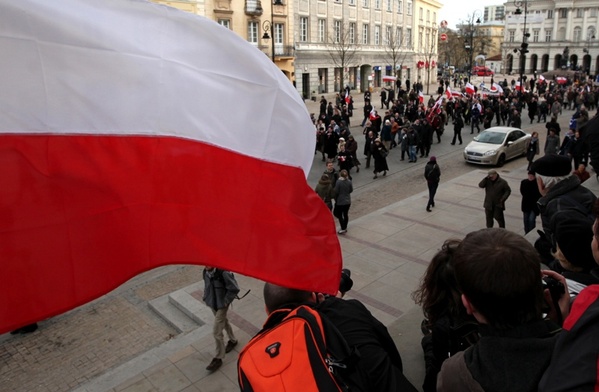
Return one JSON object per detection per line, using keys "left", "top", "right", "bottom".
{"left": 418, "top": 91, "right": 424, "bottom": 104}
{"left": 515, "top": 81, "right": 526, "bottom": 91}
{"left": 445, "top": 86, "right": 463, "bottom": 99}
{"left": 491, "top": 83, "right": 504, "bottom": 94}
{"left": 465, "top": 82, "right": 475, "bottom": 95}
{"left": 0, "top": 0, "right": 342, "bottom": 333}
{"left": 539, "top": 74, "right": 546, "bottom": 82}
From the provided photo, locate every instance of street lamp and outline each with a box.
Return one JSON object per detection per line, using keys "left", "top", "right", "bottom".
{"left": 583, "top": 29, "right": 596, "bottom": 75}
{"left": 514, "top": 0, "right": 529, "bottom": 94}
{"left": 464, "top": 11, "right": 482, "bottom": 82}
{"left": 261, "top": 0, "right": 283, "bottom": 63}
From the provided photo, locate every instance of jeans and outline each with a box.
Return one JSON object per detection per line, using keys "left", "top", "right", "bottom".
{"left": 485, "top": 206, "right": 505, "bottom": 228}
{"left": 427, "top": 181, "right": 438, "bottom": 208}
{"left": 212, "top": 306, "right": 236, "bottom": 359}
{"left": 409, "top": 145, "right": 417, "bottom": 161}
{"left": 335, "top": 204, "right": 351, "bottom": 230}
{"left": 523, "top": 210, "right": 537, "bottom": 234}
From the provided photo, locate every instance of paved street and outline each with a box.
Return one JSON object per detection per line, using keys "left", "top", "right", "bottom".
{"left": 1, "top": 77, "right": 589, "bottom": 392}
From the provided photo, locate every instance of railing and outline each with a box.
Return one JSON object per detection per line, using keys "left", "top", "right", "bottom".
{"left": 245, "top": 0, "right": 263, "bottom": 16}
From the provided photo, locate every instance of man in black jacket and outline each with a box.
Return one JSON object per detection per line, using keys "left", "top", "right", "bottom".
{"left": 424, "top": 156, "right": 441, "bottom": 212}
{"left": 479, "top": 169, "right": 511, "bottom": 228}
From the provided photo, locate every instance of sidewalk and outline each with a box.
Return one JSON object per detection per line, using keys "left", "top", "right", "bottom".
{"left": 71, "top": 161, "right": 599, "bottom": 392}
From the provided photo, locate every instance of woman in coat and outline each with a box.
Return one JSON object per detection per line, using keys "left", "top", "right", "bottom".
{"left": 333, "top": 170, "right": 353, "bottom": 234}
{"left": 525, "top": 131, "right": 540, "bottom": 170}
{"left": 371, "top": 138, "right": 389, "bottom": 179}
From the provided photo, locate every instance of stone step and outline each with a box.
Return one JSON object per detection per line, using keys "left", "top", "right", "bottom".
{"left": 148, "top": 292, "right": 200, "bottom": 334}
{"left": 168, "top": 284, "right": 213, "bottom": 327}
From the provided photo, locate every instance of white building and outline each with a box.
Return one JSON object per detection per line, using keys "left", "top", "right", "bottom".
{"left": 503, "top": 0, "right": 599, "bottom": 76}
{"left": 294, "top": 0, "right": 441, "bottom": 99}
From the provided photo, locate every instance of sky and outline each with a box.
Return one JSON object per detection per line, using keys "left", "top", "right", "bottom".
{"left": 438, "top": 0, "right": 505, "bottom": 29}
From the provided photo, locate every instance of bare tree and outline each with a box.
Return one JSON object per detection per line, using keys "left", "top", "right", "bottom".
{"left": 382, "top": 29, "right": 412, "bottom": 84}
{"left": 437, "top": 29, "right": 469, "bottom": 72}
{"left": 418, "top": 29, "right": 438, "bottom": 94}
{"left": 326, "top": 21, "right": 359, "bottom": 92}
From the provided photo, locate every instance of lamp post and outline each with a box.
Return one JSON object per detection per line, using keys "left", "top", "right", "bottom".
{"left": 514, "top": 0, "right": 529, "bottom": 94}
{"left": 583, "top": 29, "right": 596, "bottom": 76}
{"left": 261, "top": 0, "right": 283, "bottom": 63}
{"left": 464, "top": 11, "right": 482, "bottom": 83}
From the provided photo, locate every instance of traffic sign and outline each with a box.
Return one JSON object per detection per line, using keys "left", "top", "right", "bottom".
{"left": 440, "top": 33, "right": 448, "bottom": 42}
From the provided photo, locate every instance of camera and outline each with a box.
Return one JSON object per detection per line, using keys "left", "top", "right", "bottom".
{"left": 542, "top": 276, "right": 565, "bottom": 306}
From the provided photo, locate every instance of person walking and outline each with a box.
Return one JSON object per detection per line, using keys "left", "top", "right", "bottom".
{"left": 478, "top": 169, "right": 511, "bottom": 228}
{"left": 424, "top": 156, "right": 441, "bottom": 212}
{"left": 333, "top": 169, "right": 353, "bottom": 234}
{"left": 450, "top": 110, "right": 464, "bottom": 145}
{"left": 202, "top": 266, "right": 240, "bottom": 372}
{"left": 520, "top": 171, "right": 542, "bottom": 234}
{"left": 314, "top": 174, "right": 334, "bottom": 211}
{"left": 525, "top": 131, "right": 540, "bottom": 170}
{"left": 371, "top": 138, "right": 389, "bottom": 179}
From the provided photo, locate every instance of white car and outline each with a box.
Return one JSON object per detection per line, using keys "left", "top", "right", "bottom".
{"left": 463, "top": 127, "right": 531, "bottom": 166}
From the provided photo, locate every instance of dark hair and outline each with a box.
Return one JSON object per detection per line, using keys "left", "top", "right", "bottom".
{"left": 453, "top": 229, "right": 544, "bottom": 330}
{"left": 263, "top": 283, "right": 312, "bottom": 314}
{"left": 412, "top": 239, "right": 464, "bottom": 324}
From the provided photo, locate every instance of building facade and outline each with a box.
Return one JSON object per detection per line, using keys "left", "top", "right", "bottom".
{"left": 503, "top": 0, "right": 599, "bottom": 76}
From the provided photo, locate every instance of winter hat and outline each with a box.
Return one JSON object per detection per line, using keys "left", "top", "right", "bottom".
{"left": 530, "top": 154, "right": 572, "bottom": 177}
{"left": 429, "top": 156, "right": 437, "bottom": 162}
{"left": 552, "top": 211, "right": 597, "bottom": 271}
{"left": 488, "top": 169, "right": 498, "bottom": 175}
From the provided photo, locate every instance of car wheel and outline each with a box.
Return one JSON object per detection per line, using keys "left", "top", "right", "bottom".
{"left": 496, "top": 154, "right": 506, "bottom": 167}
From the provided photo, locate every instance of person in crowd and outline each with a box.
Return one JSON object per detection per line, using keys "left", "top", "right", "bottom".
{"left": 413, "top": 239, "right": 479, "bottom": 392}
{"left": 546, "top": 116, "right": 562, "bottom": 137}
{"left": 437, "top": 229, "right": 562, "bottom": 392}
{"left": 525, "top": 131, "right": 540, "bottom": 170}
{"left": 314, "top": 173, "right": 334, "bottom": 211}
{"left": 323, "top": 160, "right": 339, "bottom": 188}
{"left": 361, "top": 100, "right": 373, "bottom": 127}
{"left": 333, "top": 169, "right": 352, "bottom": 234}
{"left": 345, "top": 134, "right": 360, "bottom": 173}
{"left": 539, "top": 198, "right": 599, "bottom": 391}
{"left": 469, "top": 100, "right": 481, "bottom": 134}
{"left": 450, "top": 109, "right": 464, "bottom": 145}
{"left": 261, "top": 283, "right": 418, "bottom": 392}
{"left": 544, "top": 128, "right": 560, "bottom": 155}
{"left": 202, "top": 266, "right": 240, "bottom": 372}
{"left": 479, "top": 169, "right": 511, "bottom": 229}
{"left": 380, "top": 88, "right": 387, "bottom": 110}
{"left": 572, "top": 162, "right": 590, "bottom": 183}
{"left": 323, "top": 127, "right": 339, "bottom": 160}
{"left": 336, "top": 139, "right": 354, "bottom": 179}
{"left": 371, "top": 138, "right": 389, "bottom": 179}
{"left": 424, "top": 156, "right": 441, "bottom": 212}
{"left": 532, "top": 154, "right": 596, "bottom": 248}
{"left": 381, "top": 119, "right": 393, "bottom": 150}
{"left": 363, "top": 129, "right": 376, "bottom": 169}
{"left": 520, "top": 171, "right": 542, "bottom": 234}
{"left": 406, "top": 127, "right": 419, "bottom": 163}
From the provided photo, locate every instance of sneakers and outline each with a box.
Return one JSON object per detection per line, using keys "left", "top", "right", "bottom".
{"left": 337, "top": 229, "right": 347, "bottom": 234}
{"left": 206, "top": 358, "right": 223, "bottom": 372}
{"left": 225, "top": 340, "right": 238, "bottom": 353}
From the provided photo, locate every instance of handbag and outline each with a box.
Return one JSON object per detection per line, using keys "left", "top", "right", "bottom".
{"left": 380, "top": 149, "right": 388, "bottom": 158}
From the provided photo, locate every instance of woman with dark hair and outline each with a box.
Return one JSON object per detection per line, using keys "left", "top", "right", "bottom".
{"left": 371, "top": 138, "right": 389, "bottom": 179}
{"left": 412, "top": 239, "right": 478, "bottom": 392}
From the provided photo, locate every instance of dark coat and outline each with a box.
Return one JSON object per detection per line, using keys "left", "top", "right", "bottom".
{"left": 371, "top": 143, "right": 389, "bottom": 173}
{"left": 424, "top": 161, "right": 441, "bottom": 183}
{"left": 520, "top": 178, "right": 541, "bottom": 213}
{"left": 479, "top": 175, "right": 511, "bottom": 210}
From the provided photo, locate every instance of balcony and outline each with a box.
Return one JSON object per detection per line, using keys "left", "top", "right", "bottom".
{"left": 245, "top": 0, "right": 263, "bottom": 16}
{"left": 259, "top": 45, "right": 295, "bottom": 58}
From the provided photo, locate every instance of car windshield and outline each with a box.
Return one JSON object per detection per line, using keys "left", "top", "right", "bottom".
{"left": 476, "top": 131, "right": 505, "bottom": 145}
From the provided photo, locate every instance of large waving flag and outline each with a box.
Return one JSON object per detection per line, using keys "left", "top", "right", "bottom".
{"left": 465, "top": 82, "right": 475, "bottom": 95}
{"left": 0, "top": 0, "right": 342, "bottom": 333}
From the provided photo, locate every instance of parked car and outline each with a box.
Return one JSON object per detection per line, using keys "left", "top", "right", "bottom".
{"left": 472, "top": 66, "right": 494, "bottom": 76}
{"left": 463, "top": 127, "right": 531, "bottom": 166}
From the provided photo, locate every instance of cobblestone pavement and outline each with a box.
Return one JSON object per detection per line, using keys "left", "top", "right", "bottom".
{"left": 1, "top": 74, "right": 576, "bottom": 391}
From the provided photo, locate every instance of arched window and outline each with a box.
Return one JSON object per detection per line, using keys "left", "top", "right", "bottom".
{"left": 573, "top": 27, "right": 582, "bottom": 42}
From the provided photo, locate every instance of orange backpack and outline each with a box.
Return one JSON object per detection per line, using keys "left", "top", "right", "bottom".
{"left": 237, "top": 305, "right": 362, "bottom": 391}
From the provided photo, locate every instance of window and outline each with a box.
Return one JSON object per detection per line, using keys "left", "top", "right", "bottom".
{"left": 588, "top": 27, "right": 597, "bottom": 41}
{"left": 407, "top": 1, "right": 412, "bottom": 16}
{"left": 300, "top": 17, "right": 308, "bottom": 42}
{"left": 433, "top": 12, "right": 436, "bottom": 24}
{"left": 419, "top": 7, "right": 423, "bottom": 21}
{"left": 397, "top": 27, "right": 403, "bottom": 45}
{"left": 334, "top": 20, "right": 342, "bottom": 43}
{"left": 406, "top": 28, "right": 412, "bottom": 47}
{"left": 218, "top": 19, "right": 230, "bottom": 29}
{"left": 547, "top": 9, "right": 553, "bottom": 19}
{"left": 591, "top": 8, "right": 598, "bottom": 17}
{"left": 349, "top": 22, "right": 356, "bottom": 44}
{"left": 363, "top": 0, "right": 369, "bottom": 8}
{"left": 545, "top": 29, "right": 552, "bottom": 42}
{"left": 576, "top": 8, "right": 584, "bottom": 18}
{"left": 349, "top": 0, "right": 355, "bottom": 4}
{"left": 386, "top": 26, "right": 392, "bottom": 45}
{"left": 427, "top": 10, "right": 430, "bottom": 22}
{"left": 362, "top": 23, "right": 370, "bottom": 44}
{"left": 509, "top": 30, "right": 515, "bottom": 42}
{"left": 573, "top": 27, "right": 582, "bottom": 42}
{"left": 418, "top": 30, "right": 423, "bottom": 51}
{"left": 375, "top": 25, "right": 381, "bottom": 45}
{"left": 387, "top": 0, "right": 392, "bottom": 12}
{"left": 318, "top": 19, "right": 326, "bottom": 43}
{"left": 274, "top": 23, "right": 284, "bottom": 53}
{"left": 559, "top": 8, "right": 567, "bottom": 18}
{"left": 398, "top": 0, "right": 402, "bottom": 13}
{"left": 375, "top": 0, "right": 380, "bottom": 10}
{"left": 533, "top": 29, "right": 539, "bottom": 42}
{"left": 248, "top": 21, "right": 258, "bottom": 44}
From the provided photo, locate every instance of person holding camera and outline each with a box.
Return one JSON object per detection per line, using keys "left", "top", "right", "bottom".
{"left": 479, "top": 169, "right": 511, "bottom": 229}
{"left": 437, "top": 228, "right": 563, "bottom": 392}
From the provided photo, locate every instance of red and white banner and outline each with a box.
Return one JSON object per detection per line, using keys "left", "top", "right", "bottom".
{"left": 445, "top": 86, "right": 463, "bottom": 99}
{"left": 418, "top": 91, "right": 425, "bottom": 104}
{"left": 0, "top": 0, "right": 342, "bottom": 333}
{"left": 465, "top": 82, "right": 475, "bottom": 95}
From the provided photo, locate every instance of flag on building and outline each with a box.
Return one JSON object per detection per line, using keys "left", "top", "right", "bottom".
{"left": 0, "top": 0, "right": 342, "bottom": 333}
